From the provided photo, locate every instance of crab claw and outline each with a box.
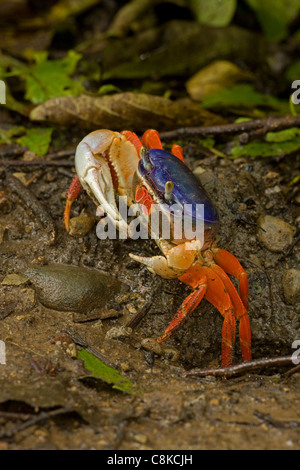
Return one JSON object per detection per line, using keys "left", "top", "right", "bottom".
{"left": 75, "top": 130, "right": 130, "bottom": 233}
{"left": 129, "top": 240, "right": 201, "bottom": 279}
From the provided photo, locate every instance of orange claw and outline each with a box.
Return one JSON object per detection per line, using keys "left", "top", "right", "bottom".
{"left": 64, "top": 174, "right": 83, "bottom": 231}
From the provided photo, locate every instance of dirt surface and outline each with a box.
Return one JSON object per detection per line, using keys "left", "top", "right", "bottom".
{"left": 0, "top": 134, "right": 300, "bottom": 450}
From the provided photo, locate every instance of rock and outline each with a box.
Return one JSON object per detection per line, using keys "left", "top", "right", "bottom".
{"left": 1, "top": 273, "right": 29, "bottom": 286}
{"left": 141, "top": 338, "right": 164, "bottom": 356}
{"left": 69, "top": 214, "right": 96, "bottom": 237}
{"left": 257, "top": 215, "right": 295, "bottom": 252}
{"left": 282, "top": 269, "right": 300, "bottom": 305}
{"left": 25, "top": 264, "right": 122, "bottom": 313}
{"left": 105, "top": 326, "right": 132, "bottom": 340}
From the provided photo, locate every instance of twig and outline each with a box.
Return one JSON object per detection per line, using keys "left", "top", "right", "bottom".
{"left": 125, "top": 300, "right": 152, "bottom": 329}
{"left": 64, "top": 327, "right": 118, "bottom": 369}
{"left": 0, "top": 407, "right": 74, "bottom": 440}
{"left": 2, "top": 159, "right": 74, "bottom": 167}
{"left": 6, "top": 174, "right": 56, "bottom": 242}
{"left": 183, "top": 356, "right": 295, "bottom": 379}
{"left": 159, "top": 115, "right": 300, "bottom": 141}
{"left": 282, "top": 363, "right": 300, "bottom": 377}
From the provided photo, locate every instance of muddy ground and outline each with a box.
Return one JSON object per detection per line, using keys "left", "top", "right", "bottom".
{"left": 0, "top": 133, "right": 300, "bottom": 450}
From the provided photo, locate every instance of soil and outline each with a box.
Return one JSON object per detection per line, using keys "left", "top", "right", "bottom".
{"left": 0, "top": 134, "right": 300, "bottom": 450}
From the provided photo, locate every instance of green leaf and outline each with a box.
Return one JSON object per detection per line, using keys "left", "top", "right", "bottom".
{"left": 0, "top": 126, "right": 25, "bottom": 145}
{"left": 189, "top": 0, "right": 236, "bottom": 27}
{"left": 16, "top": 127, "right": 53, "bottom": 156}
{"left": 265, "top": 127, "right": 300, "bottom": 142}
{"left": 201, "top": 84, "right": 287, "bottom": 112}
{"left": 24, "top": 50, "right": 83, "bottom": 104}
{"left": 230, "top": 136, "right": 300, "bottom": 159}
{"left": 245, "top": 0, "right": 300, "bottom": 42}
{"left": 77, "top": 348, "right": 139, "bottom": 395}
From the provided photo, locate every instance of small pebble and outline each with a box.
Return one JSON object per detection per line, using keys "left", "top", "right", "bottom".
{"left": 1, "top": 273, "right": 29, "bottom": 286}
{"left": 141, "top": 338, "right": 163, "bottom": 356}
{"left": 257, "top": 215, "right": 295, "bottom": 252}
{"left": 105, "top": 326, "right": 132, "bottom": 340}
{"left": 69, "top": 214, "right": 95, "bottom": 237}
{"left": 282, "top": 269, "right": 300, "bottom": 305}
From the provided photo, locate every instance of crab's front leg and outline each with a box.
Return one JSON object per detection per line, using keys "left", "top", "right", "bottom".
{"left": 129, "top": 239, "right": 201, "bottom": 279}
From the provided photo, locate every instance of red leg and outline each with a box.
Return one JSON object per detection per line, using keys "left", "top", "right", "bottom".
{"left": 64, "top": 174, "right": 83, "bottom": 231}
{"left": 213, "top": 248, "right": 249, "bottom": 309}
{"left": 203, "top": 266, "right": 237, "bottom": 367}
{"left": 171, "top": 144, "right": 185, "bottom": 163}
{"left": 210, "top": 263, "right": 252, "bottom": 362}
{"left": 157, "top": 265, "right": 207, "bottom": 343}
{"left": 141, "top": 129, "right": 163, "bottom": 150}
{"left": 121, "top": 130, "right": 143, "bottom": 156}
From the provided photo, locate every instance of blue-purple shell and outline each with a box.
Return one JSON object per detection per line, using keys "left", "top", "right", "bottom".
{"left": 138, "top": 148, "right": 219, "bottom": 228}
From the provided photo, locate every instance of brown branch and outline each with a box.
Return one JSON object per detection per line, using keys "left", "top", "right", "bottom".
{"left": 160, "top": 115, "right": 300, "bottom": 141}
{"left": 183, "top": 356, "right": 295, "bottom": 379}
{"left": 6, "top": 174, "right": 56, "bottom": 242}
{"left": 0, "top": 407, "right": 74, "bottom": 440}
{"left": 2, "top": 159, "right": 74, "bottom": 167}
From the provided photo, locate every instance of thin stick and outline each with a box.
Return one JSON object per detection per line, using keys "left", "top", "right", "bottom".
{"left": 0, "top": 407, "right": 74, "bottom": 440}
{"left": 2, "top": 159, "right": 74, "bottom": 167}
{"left": 183, "top": 356, "right": 294, "bottom": 379}
{"left": 160, "top": 115, "right": 300, "bottom": 140}
{"left": 125, "top": 300, "right": 152, "bottom": 329}
{"left": 6, "top": 174, "right": 56, "bottom": 241}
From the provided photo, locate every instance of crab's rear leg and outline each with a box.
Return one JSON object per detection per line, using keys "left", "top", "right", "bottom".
{"left": 157, "top": 265, "right": 208, "bottom": 343}
{"left": 64, "top": 174, "right": 83, "bottom": 231}
{"left": 141, "top": 129, "right": 185, "bottom": 162}
{"left": 213, "top": 248, "right": 249, "bottom": 310}
{"left": 210, "top": 263, "right": 252, "bottom": 362}
{"left": 157, "top": 264, "right": 237, "bottom": 366}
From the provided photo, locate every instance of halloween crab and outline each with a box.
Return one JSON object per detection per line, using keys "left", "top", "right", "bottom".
{"left": 64, "top": 129, "right": 251, "bottom": 367}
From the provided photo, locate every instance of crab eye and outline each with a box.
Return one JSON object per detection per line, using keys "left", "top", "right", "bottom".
{"left": 140, "top": 146, "right": 154, "bottom": 171}
{"left": 164, "top": 180, "right": 174, "bottom": 202}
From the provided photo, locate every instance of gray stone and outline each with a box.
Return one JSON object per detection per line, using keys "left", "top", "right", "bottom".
{"left": 257, "top": 215, "right": 295, "bottom": 252}
{"left": 282, "top": 269, "right": 300, "bottom": 305}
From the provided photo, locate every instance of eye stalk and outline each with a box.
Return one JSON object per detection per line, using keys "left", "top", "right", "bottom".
{"left": 140, "top": 146, "right": 154, "bottom": 171}
{"left": 164, "top": 180, "right": 174, "bottom": 202}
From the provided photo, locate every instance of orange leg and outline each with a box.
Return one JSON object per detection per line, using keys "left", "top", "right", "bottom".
{"left": 121, "top": 130, "right": 143, "bottom": 156}
{"left": 203, "top": 266, "right": 237, "bottom": 367}
{"left": 64, "top": 174, "right": 83, "bottom": 231}
{"left": 171, "top": 144, "right": 185, "bottom": 163}
{"left": 209, "top": 263, "right": 252, "bottom": 362}
{"left": 141, "top": 129, "right": 163, "bottom": 150}
{"left": 141, "top": 129, "right": 185, "bottom": 163}
{"left": 157, "top": 265, "right": 207, "bottom": 343}
{"left": 157, "top": 264, "right": 238, "bottom": 366}
{"left": 213, "top": 248, "right": 249, "bottom": 310}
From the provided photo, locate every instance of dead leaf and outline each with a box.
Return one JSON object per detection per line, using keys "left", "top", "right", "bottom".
{"left": 186, "top": 60, "right": 254, "bottom": 101}
{"left": 29, "top": 92, "right": 224, "bottom": 131}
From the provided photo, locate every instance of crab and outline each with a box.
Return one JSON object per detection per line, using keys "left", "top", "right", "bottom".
{"left": 64, "top": 129, "right": 251, "bottom": 367}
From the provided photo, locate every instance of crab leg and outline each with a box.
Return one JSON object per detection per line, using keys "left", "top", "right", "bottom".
{"left": 157, "top": 264, "right": 237, "bottom": 366}
{"left": 213, "top": 248, "right": 249, "bottom": 309}
{"left": 64, "top": 174, "right": 83, "bottom": 231}
{"left": 157, "top": 265, "right": 208, "bottom": 342}
{"left": 129, "top": 240, "right": 200, "bottom": 279}
{"left": 200, "top": 266, "right": 237, "bottom": 366}
{"left": 209, "top": 263, "right": 252, "bottom": 362}
{"left": 141, "top": 129, "right": 185, "bottom": 162}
